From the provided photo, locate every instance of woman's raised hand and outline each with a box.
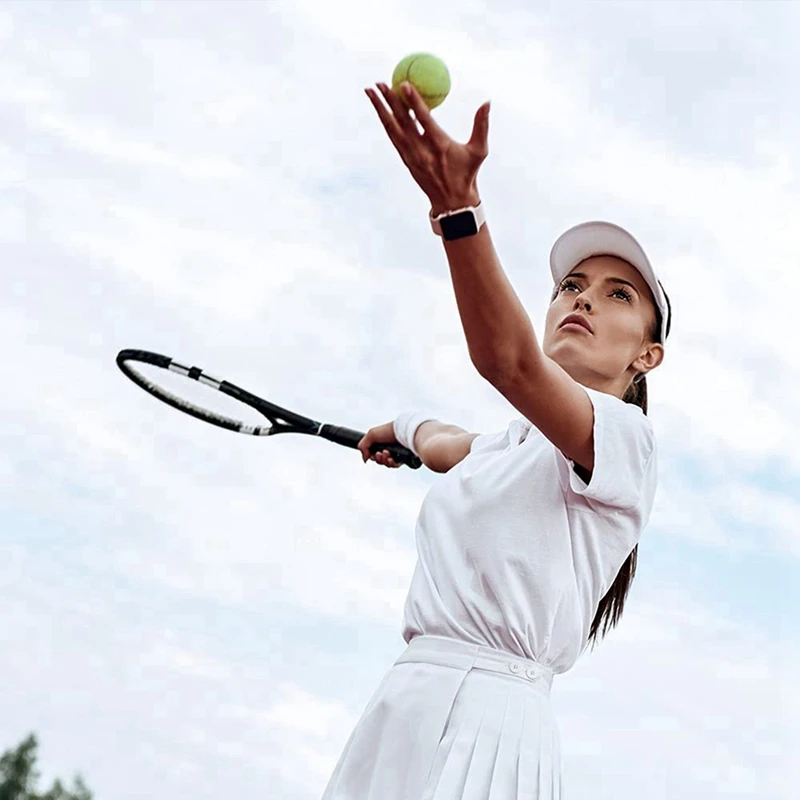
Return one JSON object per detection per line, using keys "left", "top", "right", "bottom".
{"left": 364, "top": 81, "right": 490, "bottom": 215}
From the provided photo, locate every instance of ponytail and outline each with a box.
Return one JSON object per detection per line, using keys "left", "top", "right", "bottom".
{"left": 587, "top": 285, "right": 670, "bottom": 648}
{"left": 586, "top": 376, "right": 645, "bottom": 647}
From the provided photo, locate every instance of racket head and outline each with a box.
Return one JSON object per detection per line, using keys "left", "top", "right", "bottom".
{"left": 116, "top": 348, "right": 285, "bottom": 436}
{"left": 116, "top": 349, "right": 422, "bottom": 468}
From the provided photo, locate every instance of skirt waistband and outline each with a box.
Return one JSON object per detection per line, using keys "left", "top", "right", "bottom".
{"left": 394, "top": 635, "right": 554, "bottom": 692}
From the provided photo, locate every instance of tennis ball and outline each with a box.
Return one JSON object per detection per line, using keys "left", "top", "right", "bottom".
{"left": 391, "top": 53, "right": 451, "bottom": 110}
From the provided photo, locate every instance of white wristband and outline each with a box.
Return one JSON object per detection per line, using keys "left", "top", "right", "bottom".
{"left": 393, "top": 411, "right": 436, "bottom": 457}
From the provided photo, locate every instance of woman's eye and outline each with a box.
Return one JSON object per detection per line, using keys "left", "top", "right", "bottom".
{"left": 558, "top": 280, "right": 632, "bottom": 302}
{"left": 612, "top": 287, "right": 633, "bottom": 302}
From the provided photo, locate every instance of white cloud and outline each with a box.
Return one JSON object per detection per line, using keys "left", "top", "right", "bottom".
{"left": 558, "top": 587, "right": 795, "bottom": 799}
{"left": 139, "top": 638, "right": 235, "bottom": 681}
{"left": 32, "top": 108, "right": 241, "bottom": 179}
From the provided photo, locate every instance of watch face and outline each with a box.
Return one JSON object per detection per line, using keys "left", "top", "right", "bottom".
{"left": 440, "top": 211, "right": 479, "bottom": 241}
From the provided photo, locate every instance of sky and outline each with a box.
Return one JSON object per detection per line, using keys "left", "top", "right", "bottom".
{"left": 1, "top": 0, "right": 797, "bottom": 797}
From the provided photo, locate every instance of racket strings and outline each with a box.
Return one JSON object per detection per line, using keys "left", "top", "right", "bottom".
{"left": 127, "top": 361, "right": 274, "bottom": 436}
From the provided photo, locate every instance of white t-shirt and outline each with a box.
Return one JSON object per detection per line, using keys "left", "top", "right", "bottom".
{"left": 401, "top": 386, "right": 658, "bottom": 674}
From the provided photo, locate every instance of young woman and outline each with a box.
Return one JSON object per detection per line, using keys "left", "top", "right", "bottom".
{"left": 321, "top": 81, "right": 671, "bottom": 799}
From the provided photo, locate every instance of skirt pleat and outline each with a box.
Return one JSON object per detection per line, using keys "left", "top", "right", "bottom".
{"left": 322, "top": 661, "right": 472, "bottom": 800}
{"left": 321, "top": 636, "right": 561, "bottom": 800}
{"left": 490, "top": 685, "right": 525, "bottom": 800}
{"left": 423, "top": 671, "right": 559, "bottom": 800}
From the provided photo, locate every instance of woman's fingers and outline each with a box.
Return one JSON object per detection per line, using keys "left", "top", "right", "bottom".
{"left": 364, "top": 87, "right": 408, "bottom": 153}
{"left": 366, "top": 79, "right": 489, "bottom": 210}
{"left": 357, "top": 434, "right": 372, "bottom": 462}
{"left": 467, "top": 101, "right": 491, "bottom": 160}
{"left": 376, "top": 83, "right": 418, "bottom": 137}
{"left": 372, "top": 449, "right": 399, "bottom": 468}
{"left": 359, "top": 422, "right": 400, "bottom": 465}
{"left": 398, "top": 80, "right": 489, "bottom": 167}
{"left": 358, "top": 439, "right": 398, "bottom": 468}
{"left": 398, "top": 82, "right": 449, "bottom": 148}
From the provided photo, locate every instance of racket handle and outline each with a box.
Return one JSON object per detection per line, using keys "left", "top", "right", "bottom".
{"left": 319, "top": 424, "right": 423, "bottom": 470}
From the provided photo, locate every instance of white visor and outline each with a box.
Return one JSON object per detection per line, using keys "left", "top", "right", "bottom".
{"left": 549, "top": 221, "right": 670, "bottom": 344}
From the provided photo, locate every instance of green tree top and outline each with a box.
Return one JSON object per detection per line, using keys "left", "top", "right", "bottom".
{"left": 0, "top": 735, "right": 92, "bottom": 800}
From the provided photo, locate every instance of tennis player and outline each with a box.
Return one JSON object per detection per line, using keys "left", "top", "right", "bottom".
{"left": 321, "top": 82, "right": 671, "bottom": 799}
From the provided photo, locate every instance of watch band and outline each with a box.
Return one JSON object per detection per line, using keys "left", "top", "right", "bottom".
{"left": 430, "top": 203, "right": 486, "bottom": 241}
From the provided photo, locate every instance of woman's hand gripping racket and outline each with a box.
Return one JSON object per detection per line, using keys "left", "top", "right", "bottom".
{"left": 116, "top": 349, "right": 423, "bottom": 469}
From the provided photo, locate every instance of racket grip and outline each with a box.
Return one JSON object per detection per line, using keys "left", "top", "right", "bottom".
{"left": 320, "top": 424, "right": 423, "bottom": 470}
{"left": 372, "top": 443, "right": 423, "bottom": 470}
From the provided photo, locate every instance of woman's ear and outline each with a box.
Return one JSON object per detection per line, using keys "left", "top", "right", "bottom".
{"left": 635, "top": 342, "right": 665, "bottom": 375}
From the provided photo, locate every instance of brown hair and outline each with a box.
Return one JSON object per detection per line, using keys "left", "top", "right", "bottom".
{"left": 587, "top": 283, "right": 671, "bottom": 647}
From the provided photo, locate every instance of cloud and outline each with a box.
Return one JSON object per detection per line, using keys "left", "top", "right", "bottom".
{"left": 557, "top": 586, "right": 795, "bottom": 799}
{"left": 221, "top": 684, "right": 357, "bottom": 794}
{"left": 31, "top": 108, "right": 241, "bottom": 179}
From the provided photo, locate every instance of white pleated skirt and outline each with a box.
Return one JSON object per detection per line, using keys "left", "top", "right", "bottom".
{"left": 321, "top": 635, "right": 561, "bottom": 799}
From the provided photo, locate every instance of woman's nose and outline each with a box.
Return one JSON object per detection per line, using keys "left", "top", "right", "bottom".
{"left": 574, "top": 295, "right": 592, "bottom": 312}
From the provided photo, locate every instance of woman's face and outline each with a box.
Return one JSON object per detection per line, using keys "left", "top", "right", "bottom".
{"left": 542, "top": 255, "right": 664, "bottom": 395}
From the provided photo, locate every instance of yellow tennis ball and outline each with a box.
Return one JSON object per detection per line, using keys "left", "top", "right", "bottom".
{"left": 391, "top": 53, "right": 451, "bottom": 110}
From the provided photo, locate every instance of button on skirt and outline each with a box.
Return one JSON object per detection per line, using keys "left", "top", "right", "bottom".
{"left": 321, "top": 635, "right": 561, "bottom": 799}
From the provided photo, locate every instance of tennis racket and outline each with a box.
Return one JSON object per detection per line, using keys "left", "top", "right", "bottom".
{"left": 116, "top": 349, "right": 422, "bottom": 469}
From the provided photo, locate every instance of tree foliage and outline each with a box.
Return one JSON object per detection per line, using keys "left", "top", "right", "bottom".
{"left": 0, "top": 735, "right": 92, "bottom": 800}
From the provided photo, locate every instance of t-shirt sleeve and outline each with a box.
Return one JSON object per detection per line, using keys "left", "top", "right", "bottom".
{"left": 469, "top": 428, "right": 510, "bottom": 455}
{"left": 560, "top": 386, "right": 656, "bottom": 511}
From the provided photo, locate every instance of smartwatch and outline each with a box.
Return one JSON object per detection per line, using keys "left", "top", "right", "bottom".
{"left": 430, "top": 203, "right": 486, "bottom": 241}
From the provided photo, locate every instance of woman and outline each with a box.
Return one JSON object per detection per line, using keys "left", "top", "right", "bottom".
{"left": 321, "top": 81, "right": 671, "bottom": 799}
